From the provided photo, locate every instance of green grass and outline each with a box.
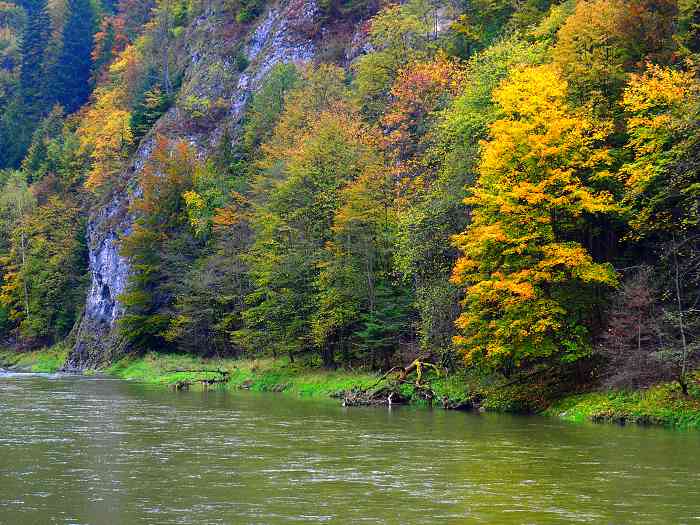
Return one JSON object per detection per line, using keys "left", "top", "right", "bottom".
{"left": 544, "top": 377, "right": 700, "bottom": 430}
{"left": 105, "top": 353, "right": 379, "bottom": 396}
{"left": 105, "top": 353, "right": 233, "bottom": 387}
{"left": 0, "top": 344, "right": 69, "bottom": 373}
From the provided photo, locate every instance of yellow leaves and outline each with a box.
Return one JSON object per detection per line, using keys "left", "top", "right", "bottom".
{"left": 480, "top": 64, "right": 614, "bottom": 211}
{"left": 509, "top": 180, "right": 548, "bottom": 207}
{"left": 622, "top": 67, "right": 694, "bottom": 181}
{"left": 182, "top": 190, "right": 206, "bottom": 233}
{"left": 494, "top": 64, "right": 567, "bottom": 117}
{"left": 553, "top": 0, "right": 628, "bottom": 103}
{"left": 78, "top": 86, "right": 133, "bottom": 192}
{"left": 182, "top": 190, "right": 205, "bottom": 211}
{"left": 259, "top": 64, "right": 350, "bottom": 165}
{"left": 619, "top": 64, "right": 700, "bottom": 237}
{"left": 109, "top": 43, "right": 138, "bottom": 78}
{"left": 623, "top": 65, "right": 695, "bottom": 115}
{"left": 450, "top": 256, "right": 479, "bottom": 285}
{"left": 538, "top": 244, "right": 615, "bottom": 284}
{"left": 454, "top": 222, "right": 507, "bottom": 248}
{"left": 450, "top": 63, "right": 618, "bottom": 369}
{"left": 481, "top": 65, "right": 613, "bottom": 192}
{"left": 621, "top": 65, "right": 698, "bottom": 190}
{"left": 470, "top": 272, "right": 536, "bottom": 302}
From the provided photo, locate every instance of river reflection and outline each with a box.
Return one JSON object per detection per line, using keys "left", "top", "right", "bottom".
{"left": 1, "top": 373, "right": 699, "bottom": 524}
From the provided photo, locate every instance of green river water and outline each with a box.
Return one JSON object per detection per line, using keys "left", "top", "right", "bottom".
{"left": 1, "top": 371, "right": 699, "bottom": 524}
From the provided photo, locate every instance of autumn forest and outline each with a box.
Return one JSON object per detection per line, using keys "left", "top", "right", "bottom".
{"left": 0, "top": 0, "right": 699, "bottom": 407}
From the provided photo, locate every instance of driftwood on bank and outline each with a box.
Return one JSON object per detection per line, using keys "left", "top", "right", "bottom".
{"left": 342, "top": 359, "right": 445, "bottom": 407}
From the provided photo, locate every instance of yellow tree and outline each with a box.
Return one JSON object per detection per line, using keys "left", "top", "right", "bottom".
{"left": 553, "top": 0, "right": 630, "bottom": 107}
{"left": 621, "top": 64, "right": 699, "bottom": 237}
{"left": 451, "top": 64, "right": 618, "bottom": 371}
{"left": 554, "top": 0, "right": 676, "bottom": 109}
{"left": 77, "top": 45, "right": 137, "bottom": 192}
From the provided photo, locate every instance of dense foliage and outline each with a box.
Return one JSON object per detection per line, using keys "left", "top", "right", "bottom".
{"left": 0, "top": 0, "right": 698, "bottom": 391}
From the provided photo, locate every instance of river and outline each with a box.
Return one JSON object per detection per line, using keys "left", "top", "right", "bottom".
{"left": 1, "top": 372, "right": 699, "bottom": 524}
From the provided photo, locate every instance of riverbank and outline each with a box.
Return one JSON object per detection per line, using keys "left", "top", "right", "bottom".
{"left": 544, "top": 382, "right": 700, "bottom": 430}
{"left": 0, "top": 345, "right": 70, "bottom": 373}
{"left": 2, "top": 347, "right": 699, "bottom": 429}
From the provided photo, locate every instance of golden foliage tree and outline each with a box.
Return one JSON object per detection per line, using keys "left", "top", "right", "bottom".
{"left": 554, "top": 0, "right": 677, "bottom": 108}
{"left": 451, "top": 64, "right": 618, "bottom": 371}
{"left": 621, "top": 64, "right": 700, "bottom": 237}
{"left": 77, "top": 45, "right": 140, "bottom": 192}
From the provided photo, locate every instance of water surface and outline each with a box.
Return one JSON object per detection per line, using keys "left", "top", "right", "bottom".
{"left": 1, "top": 372, "right": 699, "bottom": 524}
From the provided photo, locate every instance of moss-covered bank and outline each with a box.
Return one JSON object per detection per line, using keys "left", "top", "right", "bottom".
{"left": 2, "top": 347, "right": 700, "bottom": 429}
{"left": 0, "top": 345, "right": 70, "bottom": 373}
{"left": 544, "top": 380, "right": 700, "bottom": 430}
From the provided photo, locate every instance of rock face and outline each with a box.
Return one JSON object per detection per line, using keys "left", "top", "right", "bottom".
{"left": 66, "top": 0, "right": 370, "bottom": 369}
{"left": 64, "top": 156, "right": 140, "bottom": 369}
{"left": 84, "top": 204, "right": 129, "bottom": 327}
{"left": 66, "top": 131, "right": 157, "bottom": 370}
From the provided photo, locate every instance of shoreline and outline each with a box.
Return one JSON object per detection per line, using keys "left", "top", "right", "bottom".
{"left": 2, "top": 347, "right": 699, "bottom": 430}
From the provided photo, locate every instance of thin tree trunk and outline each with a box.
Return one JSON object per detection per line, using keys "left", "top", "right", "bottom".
{"left": 672, "top": 236, "right": 689, "bottom": 395}
{"left": 20, "top": 231, "right": 29, "bottom": 320}
{"left": 161, "top": 0, "right": 173, "bottom": 95}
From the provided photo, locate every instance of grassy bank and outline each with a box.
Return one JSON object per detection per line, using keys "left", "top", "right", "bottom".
{"left": 104, "top": 352, "right": 381, "bottom": 398}
{"left": 2, "top": 347, "right": 700, "bottom": 429}
{"left": 544, "top": 379, "right": 700, "bottom": 430}
{"left": 0, "top": 345, "right": 69, "bottom": 373}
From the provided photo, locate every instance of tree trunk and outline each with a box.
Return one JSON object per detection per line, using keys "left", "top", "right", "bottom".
{"left": 321, "top": 343, "right": 335, "bottom": 369}
{"left": 20, "top": 231, "right": 29, "bottom": 321}
{"left": 672, "top": 237, "right": 690, "bottom": 395}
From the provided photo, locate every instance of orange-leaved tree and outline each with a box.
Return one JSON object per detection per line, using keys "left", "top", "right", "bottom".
{"left": 451, "top": 64, "right": 618, "bottom": 372}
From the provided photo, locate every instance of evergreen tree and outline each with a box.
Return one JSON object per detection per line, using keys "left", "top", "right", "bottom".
{"left": 54, "top": 0, "right": 96, "bottom": 113}
{"left": 18, "top": 0, "right": 50, "bottom": 113}
{"left": 1, "top": 0, "right": 52, "bottom": 167}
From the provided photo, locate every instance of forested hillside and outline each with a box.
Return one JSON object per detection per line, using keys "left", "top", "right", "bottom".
{"left": 0, "top": 0, "right": 698, "bottom": 396}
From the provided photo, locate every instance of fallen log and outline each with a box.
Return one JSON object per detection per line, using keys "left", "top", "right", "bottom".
{"left": 342, "top": 359, "right": 445, "bottom": 407}
{"left": 342, "top": 386, "right": 409, "bottom": 407}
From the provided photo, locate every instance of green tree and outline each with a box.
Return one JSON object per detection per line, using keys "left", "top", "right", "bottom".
{"left": 130, "top": 85, "right": 171, "bottom": 140}
{"left": 54, "top": 0, "right": 96, "bottom": 113}
{"left": 21, "top": 105, "right": 65, "bottom": 182}
{"left": 242, "top": 63, "right": 299, "bottom": 157}
{"left": 19, "top": 0, "right": 50, "bottom": 112}
{"left": 0, "top": 0, "right": 50, "bottom": 167}
{"left": 241, "top": 106, "right": 375, "bottom": 365}
{"left": 0, "top": 195, "right": 87, "bottom": 343}
{"left": 0, "top": 171, "right": 34, "bottom": 336}
{"left": 316, "top": 151, "right": 413, "bottom": 368}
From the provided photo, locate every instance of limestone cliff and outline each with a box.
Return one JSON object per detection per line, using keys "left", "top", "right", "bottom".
{"left": 66, "top": 0, "right": 371, "bottom": 369}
